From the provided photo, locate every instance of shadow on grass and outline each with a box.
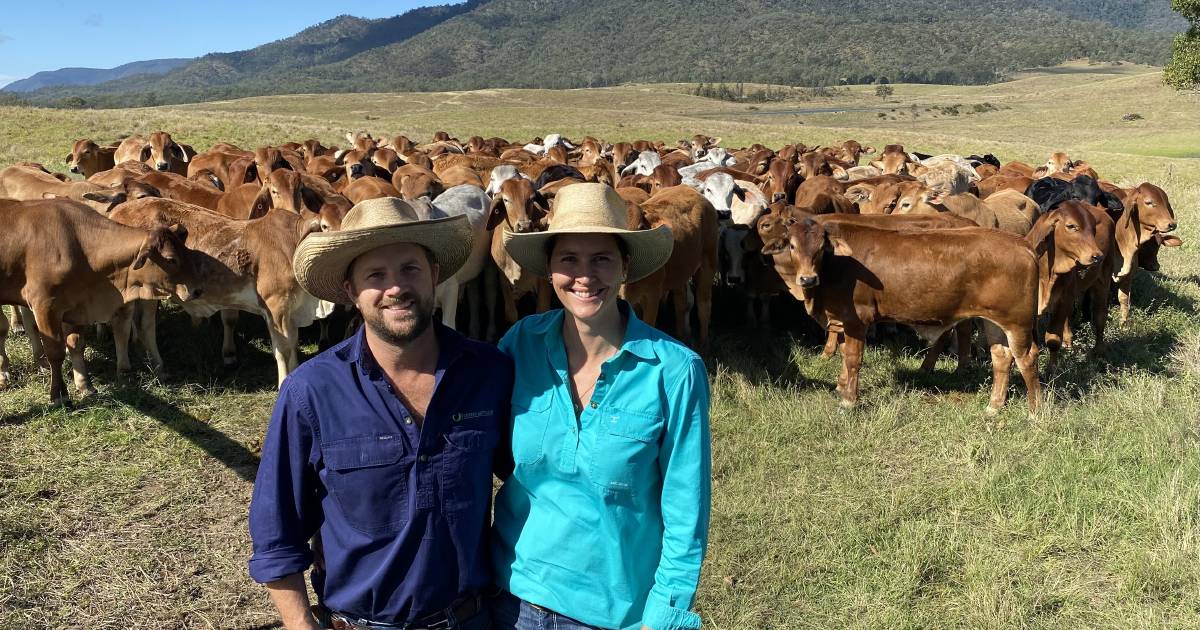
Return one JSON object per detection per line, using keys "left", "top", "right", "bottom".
{"left": 108, "top": 383, "right": 260, "bottom": 483}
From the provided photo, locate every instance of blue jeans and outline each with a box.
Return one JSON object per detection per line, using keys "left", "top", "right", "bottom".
{"left": 490, "top": 590, "right": 608, "bottom": 630}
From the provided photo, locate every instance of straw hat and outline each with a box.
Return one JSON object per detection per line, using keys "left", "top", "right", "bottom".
{"left": 293, "top": 197, "right": 472, "bottom": 304}
{"left": 503, "top": 182, "right": 673, "bottom": 283}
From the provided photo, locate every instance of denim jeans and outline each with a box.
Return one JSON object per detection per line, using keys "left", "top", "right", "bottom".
{"left": 490, "top": 590, "right": 608, "bottom": 630}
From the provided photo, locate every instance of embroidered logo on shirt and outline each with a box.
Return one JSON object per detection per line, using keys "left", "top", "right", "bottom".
{"left": 452, "top": 410, "right": 494, "bottom": 422}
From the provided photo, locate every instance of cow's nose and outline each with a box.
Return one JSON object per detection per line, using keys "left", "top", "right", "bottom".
{"left": 69, "top": 165, "right": 80, "bottom": 173}
{"left": 727, "top": 274, "right": 742, "bottom": 285}
{"left": 191, "top": 287, "right": 204, "bottom": 299}
{"left": 1166, "top": 222, "right": 1177, "bottom": 232}
{"left": 156, "top": 162, "right": 169, "bottom": 171}
{"left": 1090, "top": 253, "right": 1105, "bottom": 264}
{"left": 798, "top": 275, "right": 819, "bottom": 288}
{"left": 515, "top": 220, "right": 532, "bottom": 232}
{"left": 773, "top": 192, "right": 786, "bottom": 203}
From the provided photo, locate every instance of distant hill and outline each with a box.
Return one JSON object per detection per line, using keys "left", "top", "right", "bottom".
{"left": 2, "top": 58, "right": 193, "bottom": 92}
{"left": 19, "top": 0, "right": 1186, "bottom": 108}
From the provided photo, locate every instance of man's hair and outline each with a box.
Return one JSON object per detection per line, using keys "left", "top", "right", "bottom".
{"left": 344, "top": 243, "right": 437, "bottom": 285}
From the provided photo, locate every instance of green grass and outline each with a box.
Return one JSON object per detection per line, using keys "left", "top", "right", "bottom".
{"left": 2, "top": 62, "right": 1199, "bottom": 629}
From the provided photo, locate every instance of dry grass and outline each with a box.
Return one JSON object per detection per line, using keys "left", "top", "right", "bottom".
{"left": 1, "top": 62, "right": 1199, "bottom": 629}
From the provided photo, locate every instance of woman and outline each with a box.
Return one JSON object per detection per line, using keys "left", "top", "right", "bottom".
{"left": 490, "top": 183, "right": 711, "bottom": 630}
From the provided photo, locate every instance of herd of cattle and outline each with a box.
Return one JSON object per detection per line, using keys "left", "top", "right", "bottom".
{"left": 0, "top": 130, "right": 1184, "bottom": 416}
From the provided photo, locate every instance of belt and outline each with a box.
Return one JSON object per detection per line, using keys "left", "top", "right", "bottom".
{"left": 328, "top": 594, "right": 484, "bottom": 630}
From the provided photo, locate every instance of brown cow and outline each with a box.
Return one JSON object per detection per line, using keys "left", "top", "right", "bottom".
{"left": 108, "top": 196, "right": 343, "bottom": 385}
{"left": 1107, "top": 182, "right": 1182, "bottom": 323}
{"left": 392, "top": 164, "right": 446, "bottom": 200}
{"left": 0, "top": 165, "right": 132, "bottom": 214}
{"left": 762, "top": 217, "right": 1042, "bottom": 415}
{"left": 0, "top": 198, "right": 202, "bottom": 403}
{"left": 622, "top": 185, "right": 718, "bottom": 353}
{"left": 66, "top": 139, "right": 117, "bottom": 177}
{"left": 143, "top": 131, "right": 194, "bottom": 175}
{"left": 487, "top": 178, "right": 552, "bottom": 329}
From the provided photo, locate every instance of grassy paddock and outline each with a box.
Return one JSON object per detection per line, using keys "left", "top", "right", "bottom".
{"left": 2, "top": 63, "right": 1199, "bottom": 628}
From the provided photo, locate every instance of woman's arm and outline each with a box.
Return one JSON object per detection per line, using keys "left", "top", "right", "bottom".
{"left": 641, "top": 357, "right": 712, "bottom": 630}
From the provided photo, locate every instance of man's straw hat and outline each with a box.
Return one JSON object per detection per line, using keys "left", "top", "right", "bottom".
{"left": 293, "top": 197, "right": 472, "bottom": 304}
{"left": 502, "top": 183, "right": 672, "bottom": 282}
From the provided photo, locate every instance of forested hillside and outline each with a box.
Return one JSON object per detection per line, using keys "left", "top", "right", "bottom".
{"left": 20, "top": 0, "right": 1183, "bottom": 107}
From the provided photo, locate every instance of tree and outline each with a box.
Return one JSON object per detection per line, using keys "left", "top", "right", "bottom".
{"left": 1165, "top": 0, "right": 1200, "bottom": 88}
{"left": 875, "top": 84, "right": 894, "bottom": 99}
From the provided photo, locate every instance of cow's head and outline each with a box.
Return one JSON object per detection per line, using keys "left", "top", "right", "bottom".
{"left": 145, "top": 131, "right": 188, "bottom": 171}
{"left": 487, "top": 177, "right": 549, "bottom": 233}
{"left": 129, "top": 222, "right": 203, "bottom": 302}
{"left": 335, "top": 148, "right": 374, "bottom": 181}
{"left": 1129, "top": 183, "right": 1178, "bottom": 237}
{"left": 761, "top": 217, "right": 851, "bottom": 290}
{"left": 1027, "top": 200, "right": 1104, "bottom": 273}
{"left": 66, "top": 139, "right": 111, "bottom": 177}
{"left": 839, "top": 140, "right": 875, "bottom": 166}
{"left": 370, "top": 148, "right": 402, "bottom": 175}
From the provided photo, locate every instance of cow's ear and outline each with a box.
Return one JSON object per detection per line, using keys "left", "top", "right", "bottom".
{"left": 827, "top": 235, "right": 853, "bottom": 257}
{"left": 249, "top": 186, "right": 272, "bottom": 219}
{"left": 174, "top": 144, "right": 190, "bottom": 162}
{"left": 732, "top": 185, "right": 747, "bottom": 203}
{"left": 862, "top": 146, "right": 876, "bottom": 155}
{"left": 65, "top": 154, "right": 74, "bottom": 164}
{"left": 1161, "top": 235, "right": 1184, "bottom": 247}
{"left": 486, "top": 195, "right": 507, "bottom": 230}
{"left": 1032, "top": 166, "right": 1049, "bottom": 179}
{"left": 761, "top": 238, "right": 787, "bottom": 256}
{"left": 1026, "top": 214, "right": 1060, "bottom": 254}
{"left": 707, "top": 137, "right": 722, "bottom": 148}
{"left": 140, "top": 145, "right": 152, "bottom": 161}
{"left": 301, "top": 186, "right": 324, "bottom": 213}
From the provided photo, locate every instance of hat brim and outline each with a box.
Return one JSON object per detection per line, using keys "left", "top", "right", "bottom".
{"left": 502, "top": 225, "right": 674, "bottom": 283}
{"left": 293, "top": 214, "right": 473, "bottom": 305}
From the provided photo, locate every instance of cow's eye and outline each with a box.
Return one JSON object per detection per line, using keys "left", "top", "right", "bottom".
{"left": 1067, "top": 224, "right": 1079, "bottom": 231}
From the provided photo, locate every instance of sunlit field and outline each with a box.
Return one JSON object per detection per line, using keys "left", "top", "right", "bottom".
{"left": 1, "top": 61, "right": 1198, "bottom": 628}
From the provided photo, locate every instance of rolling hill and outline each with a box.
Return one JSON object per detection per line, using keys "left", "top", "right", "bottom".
{"left": 1, "top": 58, "right": 192, "bottom": 92}
{"left": 18, "top": 0, "right": 1185, "bottom": 108}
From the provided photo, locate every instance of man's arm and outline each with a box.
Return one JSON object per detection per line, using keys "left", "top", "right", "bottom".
{"left": 249, "top": 380, "right": 324, "bottom": 624}
{"left": 266, "top": 573, "right": 320, "bottom": 630}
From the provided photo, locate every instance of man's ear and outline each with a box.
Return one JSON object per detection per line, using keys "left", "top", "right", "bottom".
{"left": 430, "top": 262, "right": 441, "bottom": 288}
{"left": 342, "top": 278, "right": 356, "bottom": 305}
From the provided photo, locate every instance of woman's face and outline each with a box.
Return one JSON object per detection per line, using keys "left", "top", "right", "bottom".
{"left": 548, "top": 233, "right": 628, "bottom": 325}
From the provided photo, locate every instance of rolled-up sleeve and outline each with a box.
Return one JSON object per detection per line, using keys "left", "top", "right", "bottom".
{"left": 248, "top": 378, "right": 323, "bottom": 584}
{"left": 641, "top": 357, "right": 711, "bottom": 630}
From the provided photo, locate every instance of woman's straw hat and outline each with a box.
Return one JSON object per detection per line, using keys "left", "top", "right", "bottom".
{"left": 293, "top": 197, "right": 472, "bottom": 304}
{"left": 502, "top": 183, "right": 672, "bottom": 282}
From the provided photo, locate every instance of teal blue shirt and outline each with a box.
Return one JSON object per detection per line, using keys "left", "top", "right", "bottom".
{"left": 492, "top": 304, "right": 712, "bottom": 630}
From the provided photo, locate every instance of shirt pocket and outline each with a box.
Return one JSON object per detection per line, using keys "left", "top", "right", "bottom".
{"left": 440, "top": 423, "right": 500, "bottom": 516}
{"left": 511, "top": 390, "right": 553, "bottom": 465}
{"left": 322, "top": 434, "right": 411, "bottom": 534}
{"left": 590, "top": 407, "right": 664, "bottom": 496}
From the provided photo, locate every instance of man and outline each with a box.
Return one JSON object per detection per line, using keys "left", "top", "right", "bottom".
{"left": 249, "top": 197, "right": 513, "bottom": 630}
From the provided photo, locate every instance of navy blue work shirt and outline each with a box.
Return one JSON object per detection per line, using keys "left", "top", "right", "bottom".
{"left": 248, "top": 323, "right": 514, "bottom": 624}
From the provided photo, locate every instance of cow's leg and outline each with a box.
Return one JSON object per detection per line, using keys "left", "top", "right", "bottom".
{"left": 1008, "top": 330, "right": 1040, "bottom": 418}
{"left": 500, "top": 279, "right": 519, "bottom": 325}
{"left": 981, "top": 322, "right": 1013, "bottom": 414}
{"left": 920, "top": 330, "right": 952, "bottom": 374}
{"left": 0, "top": 308, "right": 10, "bottom": 389}
{"left": 1043, "top": 299, "right": 1072, "bottom": 376}
{"left": 110, "top": 302, "right": 135, "bottom": 374}
{"left": 64, "top": 325, "right": 95, "bottom": 397}
{"left": 837, "top": 333, "right": 865, "bottom": 408}
{"left": 8, "top": 305, "right": 23, "bottom": 334}
{"left": 1117, "top": 274, "right": 1135, "bottom": 325}
{"left": 671, "top": 287, "right": 692, "bottom": 346}
{"left": 30, "top": 305, "right": 69, "bottom": 404}
{"left": 437, "top": 276, "right": 460, "bottom": 330}
{"left": 694, "top": 266, "right": 715, "bottom": 355}
{"left": 1087, "top": 276, "right": 1112, "bottom": 360}
{"left": 760, "top": 297, "right": 772, "bottom": 330}
{"left": 953, "top": 320, "right": 972, "bottom": 374}
{"left": 821, "top": 330, "right": 839, "bottom": 358}
{"left": 482, "top": 265, "right": 499, "bottom": 342}
{"left": 265, "top": 311, "right": 299, "bottom": 388}
{"left": 463, "top": 276, "right": 481, "bottom": 340}
{"left": 19, "top": 306, "right": 46, "bottom": 370}
{"left": 744, "top": 299, "right": 758, "bottom": 327}
{"left": 220, "top": 310, "right": 240, "bottom": 367}
{"left": 136, "top": 300, "right": 164, "bottom": 376}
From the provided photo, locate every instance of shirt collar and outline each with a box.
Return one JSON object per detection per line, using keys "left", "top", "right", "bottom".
{"left": 535, "top": 301, "right": 658, "bottom": 364}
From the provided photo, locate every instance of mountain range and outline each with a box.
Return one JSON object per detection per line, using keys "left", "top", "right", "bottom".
{"left": 7, "top": 0, "right": 1186, "bottom": 108}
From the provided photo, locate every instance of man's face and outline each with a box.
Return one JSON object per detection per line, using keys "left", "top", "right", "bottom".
{"left": 343, "top": 242, "right": 440, "bottom": 346}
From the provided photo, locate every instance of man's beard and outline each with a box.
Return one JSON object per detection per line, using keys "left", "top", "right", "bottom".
{"left": 361, "top": 292, "right": 436, "bottom": 346}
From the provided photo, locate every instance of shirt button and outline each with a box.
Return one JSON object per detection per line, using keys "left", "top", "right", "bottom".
{"left": 404, "top": 417, "right": 413, "bottom": 425}
{"left": 419, "top": 455, "right": 429, "bottom": 463}
{"left": 589, "top": 401, "right": 598, "bottom": 409}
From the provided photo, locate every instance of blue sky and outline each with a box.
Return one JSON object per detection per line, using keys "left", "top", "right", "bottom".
{"left": 0, "top": 1, "right": 456, "bottom": 87}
